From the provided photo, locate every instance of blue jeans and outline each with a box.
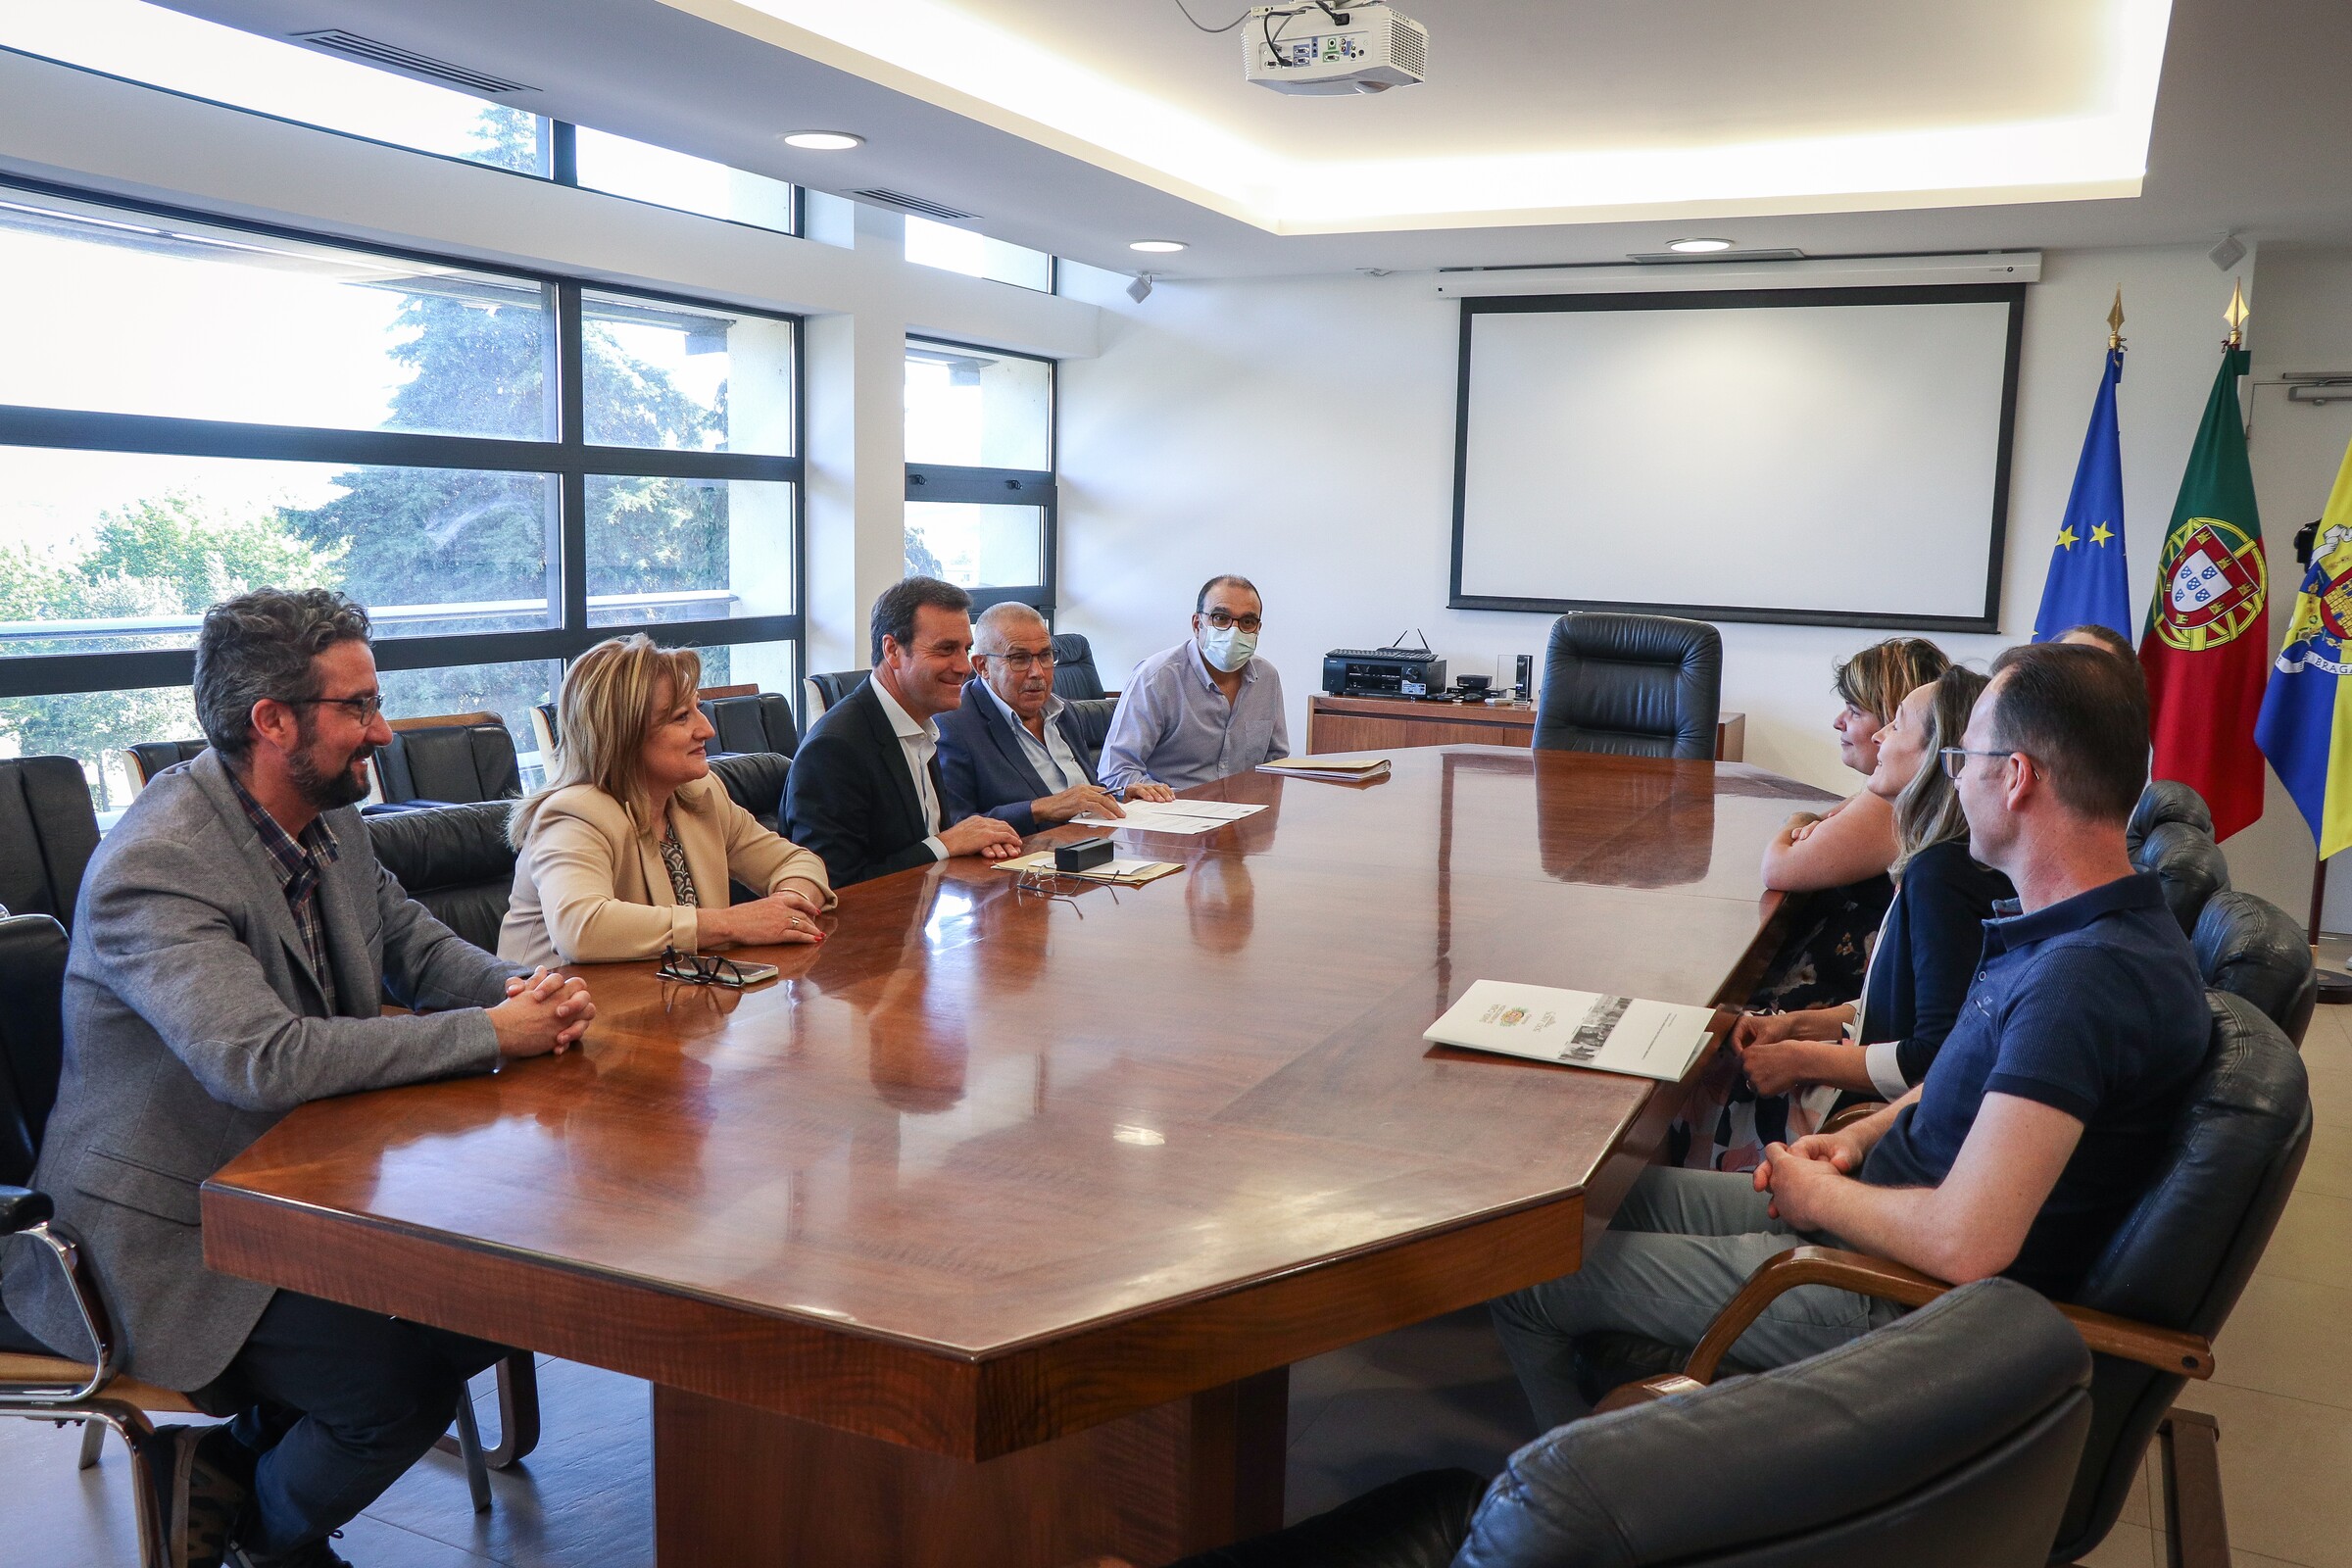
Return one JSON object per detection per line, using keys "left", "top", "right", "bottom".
{"left": 194, "top": 1291, "right": 506, "bottom": 1557}
{"left": 1490, "top": 1166, "right": 1904, "bottom": 1431}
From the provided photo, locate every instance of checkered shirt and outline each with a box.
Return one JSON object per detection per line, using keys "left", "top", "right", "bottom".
{"left": 225, "top": 768, "right": 342, "bottom": 1012}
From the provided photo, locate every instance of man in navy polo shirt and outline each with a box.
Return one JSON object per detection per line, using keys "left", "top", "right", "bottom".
{"left": 1492, "top": 642, "right": 2207, "bottom": 1429}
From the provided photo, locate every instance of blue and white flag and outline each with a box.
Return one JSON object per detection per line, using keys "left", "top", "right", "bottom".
{"left": 2033, "top": 346, "right": 2132, "bottom": 642}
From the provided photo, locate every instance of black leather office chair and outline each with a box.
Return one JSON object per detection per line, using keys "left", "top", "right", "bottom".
{"left": 1050, "top": 632, "right": 1107, "bottom": 702}
{"left": 2195, "top": 889, "right": 2318, "bottom": 1047}
{"left": 701, "top": 692, "right": 799, "bottom": 760}
{"left": 123, "top": 739, "right": 209, "bottom": 794}
{"left": 363, "top": 802, "right": 518, "bottom": 954}
{"left": 0, "top": 759, "right": 101, "bottom": 933}
{"left": 1533, "top": 613, "right": 1722, "bottom": 760}
{"left": 806, "top": 669, "right": 869, "bottom": 715}
{"left": 1170, "top": 1279, "right": 2091, "bottom": 1568}
{"left": 2130, "top": 818, "right": 2230, "bottom": 937}
{"left": 2131, "top": 779, "right": 2216, "bottom": 844}
{"left": 377, "top": 719, "right": 524, "bottom": 807}
{"left": 1590, "top": 989, "right": 2307, "bottom": 1567}
{"left": 1062, "top": 696, "right": 1117, "bottom": 767}
{"left": 708, "top": 751, "right": 792, "bottom": 835}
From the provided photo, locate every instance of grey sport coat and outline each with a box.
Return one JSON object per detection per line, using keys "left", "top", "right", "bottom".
{"left": 0, "top": 749, "right": 518, "bottom": 1391}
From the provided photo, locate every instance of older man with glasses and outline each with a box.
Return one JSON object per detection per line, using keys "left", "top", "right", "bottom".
{"left": 936, "top": 603, "right": 1175, "bottom": 834}
{"left": 1100, "top": 574, "right": 1290, "bottom": 794}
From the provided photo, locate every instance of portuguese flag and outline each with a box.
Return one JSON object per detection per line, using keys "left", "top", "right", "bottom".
{"left": 2140, "top": 345, "right": 2269, "bottom": 840}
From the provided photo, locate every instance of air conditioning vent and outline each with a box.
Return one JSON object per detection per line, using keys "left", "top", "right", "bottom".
{"left": 289, "top": 30, "right": 536, "bottom": 95}
{"left": 852, "top": 189, "right": 978, "bottom": 224}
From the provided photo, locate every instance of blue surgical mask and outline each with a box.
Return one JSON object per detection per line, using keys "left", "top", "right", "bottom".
{"left": 1200, "top": 625, "right": 1257, "bottom": 673}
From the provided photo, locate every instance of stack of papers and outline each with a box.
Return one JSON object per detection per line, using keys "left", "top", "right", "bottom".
{"left": 1424, "top": 979, "right": 1718, "bottom": 1083}
{"left": 1074, "top": 799, "right": 1267, "bottom": 836}
{"left": 995, "top": 850, "right": 1186, "bottom": 886}
{"left": 1258, "top": 753, "right": 1392, "bottom": 782}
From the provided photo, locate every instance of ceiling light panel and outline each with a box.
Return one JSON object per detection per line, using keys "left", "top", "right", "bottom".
{"left": 674, "top": 0, "right": 2172, "bottom": 235}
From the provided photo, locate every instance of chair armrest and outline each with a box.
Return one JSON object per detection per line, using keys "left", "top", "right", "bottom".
{"left": 1820, "top": 1102, "right": 1886, "bottom": 1135}
{"left": 1682, "top": 1246, "right": 2215, "bottom": 1386}
{"left": 1592, "top": 1372, "right": 1706, "bottom": 1415}
{"left": 0, "top": 1185, "right": 54, "bottom": 1234}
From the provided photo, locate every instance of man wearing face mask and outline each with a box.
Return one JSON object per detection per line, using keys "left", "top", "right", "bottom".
{"left": 1100, "top": 574, "right": 1290, "bottom": 793}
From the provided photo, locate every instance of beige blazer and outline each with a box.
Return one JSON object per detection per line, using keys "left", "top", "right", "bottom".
{"left": 499, "top": 776, "right": 834, "bottom": 968}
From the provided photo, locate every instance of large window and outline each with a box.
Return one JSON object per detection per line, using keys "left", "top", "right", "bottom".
{"left": 2, "top": 0, "right": 796, "bottom": 235}
{"left": 0, "top": 185, "right": 801, "bottom": 808}
{"left": 903, "top": 339, "right": 1054, "bottom": 613}
{"left": 904, "top": 216, "right": 1054, "bottom": 294}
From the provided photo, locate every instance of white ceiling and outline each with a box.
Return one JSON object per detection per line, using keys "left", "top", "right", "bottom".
{"left": 163, "top": 0, "right": 2352, "bottom": 278}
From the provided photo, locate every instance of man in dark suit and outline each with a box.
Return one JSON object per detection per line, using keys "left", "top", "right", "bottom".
{"left": 784, "top": 578, "right": 1023, "bottom": 886}
{"left": 938, "top": 603, "right": 1175, "bottom": 834}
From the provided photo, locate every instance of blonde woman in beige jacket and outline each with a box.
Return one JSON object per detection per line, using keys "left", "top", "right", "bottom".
{"left": 500, "top": 636, "right": 834, "bottom": 968}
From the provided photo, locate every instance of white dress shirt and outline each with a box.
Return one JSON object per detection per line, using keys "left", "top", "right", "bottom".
{"left": 870, "top": 676, "right": 949, "bottom": 862}
{"left": 982, "top": 681, "right": 1091, "bottom": 794}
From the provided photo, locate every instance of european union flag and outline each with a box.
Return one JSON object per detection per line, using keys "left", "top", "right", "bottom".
{"left": 2033, "top": 347, "right": 2132, "bottom": 642}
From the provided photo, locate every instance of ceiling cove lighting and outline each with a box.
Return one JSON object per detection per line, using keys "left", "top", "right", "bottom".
{"left": 1666, "top": 238, "right": 1734, "bottom": 254}
{"left": 781, "top": 130, "right": 862, "bottom": 150}
{"left": 1129, "top": 239, "right": 1187, "bottom": 253}
{"left": 702, "top": 0, "right": 2171, "bottom": 232}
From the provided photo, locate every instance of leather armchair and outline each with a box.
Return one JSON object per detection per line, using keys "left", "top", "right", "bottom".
{"left": 2130, "top": 819, "right": 2230, "bottom": 937}
{"left": 708, "top": 751, "right": 792, "bottom": 835}
{"left": 362, "top": 802, "right": 519, "bottom": 954}
{"left": 123, "top": 739, "right": 209, "bottom": 794}
{"left": 377, "top": 721, "right": 523, "bottom": 807}
{"left": 701, "top": 692, "right": 800, "bottom": 760}
{"left": 0, "top": 758, "right": 101, "bottom": 933}
{"left": 806, "top": 669, "right": 869, "bottom": 715}
{"left": 2129, "top": 779, "right": 2216, "bottom": 847}
{"left": 1051, "top": 632, "right": 1108, "bottom": 702}
{"left": 2195, "top": 889, "right": 2318, "bottom": 1046}
{"left": 1169, "top": 1279, "right": 2091, "bottom": 1568}
{"left": 1533, "top": 612, "right": 1722, "bottom": 760}
{"left": 1063, "top": 696, "right": 1117, "bottom": 765}
{"left": 1601, "top": 990, "right": 2308, "bottom": 1568}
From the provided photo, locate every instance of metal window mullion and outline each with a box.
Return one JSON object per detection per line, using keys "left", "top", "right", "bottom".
{"left": 557, "top": 280, "right": 589, "bottom": 635}
{"left": 0, "top": 405, "right": 566, "bottom": 472}
{"left": 552, "top": 121, "right": 578, "bottom": 186}
{"left": 575, "top": 448, "right": 800, "bottom": 481}
{"left": 904, "top": 465, "right": 1054, "bottom": 505}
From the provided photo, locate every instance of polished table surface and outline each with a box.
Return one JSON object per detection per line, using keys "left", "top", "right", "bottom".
{"left": 201, "top": 747, "right": 1832, "bottom": 1561}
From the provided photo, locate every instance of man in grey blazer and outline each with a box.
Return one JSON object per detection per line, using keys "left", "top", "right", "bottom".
{"left": 1, "top": 590, "right": 593, "bottom": 1568}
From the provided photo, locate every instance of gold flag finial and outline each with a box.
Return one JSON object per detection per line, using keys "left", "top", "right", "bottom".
{"left": 2225, "top": 277, "right": 2249, "bottom": 347}
{"left": 2108, "top": 287, "right": 2126, "bottom": 351}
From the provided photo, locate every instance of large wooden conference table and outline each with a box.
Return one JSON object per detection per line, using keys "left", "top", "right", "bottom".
{"left": 202, "top": 746, "right": 1832, "bottom": 1567}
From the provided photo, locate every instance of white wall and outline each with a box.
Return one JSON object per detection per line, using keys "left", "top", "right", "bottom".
{"left": 1057, "top": 246, "right": 2347, "bottom": 916}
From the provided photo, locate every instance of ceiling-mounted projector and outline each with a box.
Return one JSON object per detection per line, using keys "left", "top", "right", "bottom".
{"left": 1244, "top": 3, "right": 1427, "bottom": 95}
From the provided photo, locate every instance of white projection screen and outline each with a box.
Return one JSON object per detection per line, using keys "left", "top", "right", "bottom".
{"left": 1450, "top": 286, "right": 2025, "bottom": 629}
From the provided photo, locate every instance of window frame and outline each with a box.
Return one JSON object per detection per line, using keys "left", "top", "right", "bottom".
{"left": 0, "top": 42, "right": 802, "bottom": 240}
{"left": 0, "top": 175, "right": 806, "bottom": 713}
{"left": 903, "top": 334, "right": 1058, "bottom": 620}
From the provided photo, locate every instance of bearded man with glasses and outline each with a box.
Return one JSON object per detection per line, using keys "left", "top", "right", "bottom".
{"left": 0, "top": 588, "right": 593, "bottom": 1568}
{"left": 1100, "top": 573, "right": 1290, "bottom": 793}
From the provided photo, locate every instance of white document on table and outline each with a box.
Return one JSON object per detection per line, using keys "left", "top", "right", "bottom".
{"left": 1424, "top": 979, "right": 1716, "bottom": 1083}
{"left": 1074, "top": 800, "right": 1267, "bottom": 836}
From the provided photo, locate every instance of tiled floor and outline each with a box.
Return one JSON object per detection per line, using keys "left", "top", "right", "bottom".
{"left": 10, "top": 1006, "right": 2352, "bottom": 1566}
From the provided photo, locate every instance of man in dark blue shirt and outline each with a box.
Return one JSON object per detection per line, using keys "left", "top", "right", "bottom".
{"left": 1493, "top": 642, "right": 2207, "bottom": 1429}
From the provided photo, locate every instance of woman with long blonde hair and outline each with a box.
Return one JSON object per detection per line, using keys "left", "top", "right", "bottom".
{"left": 500, "top": 636, "right": 832, "bottom": 967}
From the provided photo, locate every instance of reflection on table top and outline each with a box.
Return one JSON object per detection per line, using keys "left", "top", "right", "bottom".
{"left": 205, "top": 749, "right": 1831, "bottom": 1406}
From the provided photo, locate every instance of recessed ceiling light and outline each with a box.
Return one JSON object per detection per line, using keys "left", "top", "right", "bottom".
{"left": 1667, "top": 238, "right": 1735, "bottom": 254}
{"left": 1129, "top": 239, "right": 1187, "bottom": 253}
{"left": 781, "top": 130, "right": 862, "bottom": 151}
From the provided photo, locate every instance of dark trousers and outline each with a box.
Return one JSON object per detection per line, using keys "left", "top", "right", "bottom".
{"left": 193, "top": 1291, "right": 506, "bottom": 1556}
